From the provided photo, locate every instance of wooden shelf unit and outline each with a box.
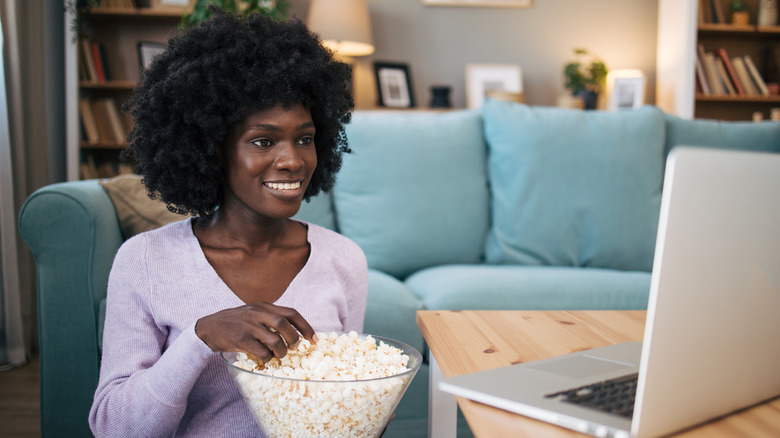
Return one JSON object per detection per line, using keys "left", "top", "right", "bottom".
{"left": 657, "top": 0, "right": 780, "bottom": 122}
{"left": 66, "top": 4, "right": 185, "bottom": 180}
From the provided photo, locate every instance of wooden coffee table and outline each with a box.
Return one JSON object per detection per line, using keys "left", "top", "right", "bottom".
{"left": 416, "top": 310, "right": 780, "bottom": 438}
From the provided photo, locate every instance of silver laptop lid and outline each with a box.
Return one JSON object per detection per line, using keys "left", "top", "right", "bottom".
{"left": 633, "top": 147, "right": 780, "bottom": 437}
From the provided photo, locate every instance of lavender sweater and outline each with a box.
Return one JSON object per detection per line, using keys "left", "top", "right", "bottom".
{"left": 89, "top": 219, "right": 368, "bottom": 437}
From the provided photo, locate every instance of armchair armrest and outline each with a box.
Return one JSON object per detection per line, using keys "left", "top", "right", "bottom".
{"left": 18, "top": 179, "right": 122, "bottom": 437}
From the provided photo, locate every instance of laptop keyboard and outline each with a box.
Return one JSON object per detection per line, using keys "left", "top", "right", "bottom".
{"left": 544, "top": 373, "right": 639, "bottom": 419}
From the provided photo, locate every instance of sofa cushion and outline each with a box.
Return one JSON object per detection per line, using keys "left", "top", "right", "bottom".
{"left": 664, "top": 113, "right": 780, "bottom": 157}
{"left": 482, "top": 101, "right": 666, "bottom": 272}
{"left": 406, "top": 265, "right": 651, "bottom": 310}
{"left": 99, "top": 174, "right": 186, "bottom": 239}
{"left": 335, "top": 110, "right": 490, "bottom": 279}
{"left": 293, "top": 192, "right": 336, "bottom": 230}
{"left": 363, "top": 269, "right": 426, "bottom": 355}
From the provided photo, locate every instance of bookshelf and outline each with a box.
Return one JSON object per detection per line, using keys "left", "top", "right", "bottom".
{"left": 65, "top": 2, "right": 187, "bottom": 180}
{"left": 657, "top": 0, "right": 780, "bottom": 122}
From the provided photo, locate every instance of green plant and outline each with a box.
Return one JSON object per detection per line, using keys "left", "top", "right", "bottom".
{"left": 729, "top": 0, "right": 750, "bottom": 12}
{"left": 180, "top": 0, "right": 291, "bottom": 28}
{"left": 65, "top": 0, "right": 101, "bottom": 39}
{"left": 563, "top": 48, "right": 609, "bottom": 94}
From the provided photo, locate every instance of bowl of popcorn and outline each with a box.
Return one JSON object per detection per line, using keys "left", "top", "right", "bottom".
{"left": 221, "top": 331, "right": 422, "bottom": 438}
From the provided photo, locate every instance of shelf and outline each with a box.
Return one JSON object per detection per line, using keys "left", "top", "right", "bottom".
{"left": 79, "top": 80, "right": 136, "bottom": 90}
{"left": 698, "top": 23, "right": 780, "bottom": 37}
{"left": 89, "top": 7, "right": 187, "bottom": 19}
{"left": 80, "top": 142, "right": 128, "bottom": 150}
{"left": 695, "top": 94, "right": 780, "bottom": 102}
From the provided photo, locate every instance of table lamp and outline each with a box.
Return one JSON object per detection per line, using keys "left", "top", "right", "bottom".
{"left": 307, "top": 0, "right": 375, "bottom": 58}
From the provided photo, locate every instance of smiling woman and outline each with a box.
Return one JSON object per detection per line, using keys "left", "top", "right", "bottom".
{"left": 88, "top": 10, "right": 368, "bottom": 438}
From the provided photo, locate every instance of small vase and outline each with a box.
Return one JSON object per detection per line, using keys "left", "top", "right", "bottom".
{"left": 759, "top": 0, "right": 778, "bottom": 26}
{"left": 430, "top": 86, "right": 452, "bottom": 108}
{"left": 732, "top": 11, "right": 750, "bottom": 26}
{"left": 574, "top": 89, "right": 598, "bottom": 110}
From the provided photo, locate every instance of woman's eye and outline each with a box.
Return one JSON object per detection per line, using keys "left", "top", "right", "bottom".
{"left": 297, "top": 136, "right": 314, "bottom": 146}
{"left": 252, "top": 139, "right": 273, "bottom": 148}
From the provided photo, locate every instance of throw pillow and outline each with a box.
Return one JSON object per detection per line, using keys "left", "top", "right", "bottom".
{"left": 483, "top": 101, "right": 666, "bottom": 272}
{"left": 334, "top": 110, "right": 490, "bottom": 278}
{"left": 99, "top": 174, "right": 186, "bottom": 239}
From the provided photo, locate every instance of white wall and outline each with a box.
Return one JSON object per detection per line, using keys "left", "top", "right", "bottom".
{"left": 290, "top": 0, "right": 659, "bottom": 109}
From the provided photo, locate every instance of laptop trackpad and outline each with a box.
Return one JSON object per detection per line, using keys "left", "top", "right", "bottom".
{"left": 530, "top": 355, "right": 634, "bottom": 379}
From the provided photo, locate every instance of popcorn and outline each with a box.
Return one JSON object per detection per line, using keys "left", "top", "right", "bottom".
{"left": 228, "top": 331, "right": 415, "bottom": 438}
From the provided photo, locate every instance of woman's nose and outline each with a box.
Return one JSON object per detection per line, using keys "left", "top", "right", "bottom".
{"left": 274, "top": 142, "right": 305, "bottom": 171}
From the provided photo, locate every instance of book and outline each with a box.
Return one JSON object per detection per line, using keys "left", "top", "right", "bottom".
{"left": 696, "top": 52, "right": 711, "bottom": 95}
{"left": 79, "top": 38, "right": 98, "bottom": 83}
{"left": 90, "top": 42, "right": 106, "bottom": 83}
{"left": 104, "top": 98, "right": 128, "bottom": 144}
{"left": 710, "top": 0, "right": 725, "bottom": 23}
{"left": 79, "top": 99, "right": 100, "bottom": 144}
{"left": 744, "top": 55, "right": 770, "bottom": 96}
{"left": 699, "top": 0, "right": 710, "bottom": 24}
{"left": 732, "top": 57, "right": 759, "bottom": 95}
{"left": 703, "top": 52, "right": 724, "bottom": 95}
{"left": 716, "top": 58, "right": 736, "bottom": 95}
{"left": 91, "top": 99, "right": 117, "bottom": 144}
{"left": 716, "top": 48, "right": 744, "bottom": 95}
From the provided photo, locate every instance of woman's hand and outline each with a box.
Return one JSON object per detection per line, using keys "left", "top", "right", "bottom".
{"left": 195, "top": 302, "right": 316, "bottom": 362}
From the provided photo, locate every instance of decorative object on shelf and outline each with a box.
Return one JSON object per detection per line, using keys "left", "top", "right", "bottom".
{"left": 422, "top": 0, "right": 531, "bottom": 7}
{"left": 307, "top": 0, "right": 374, "bottom": 58}
{"left": 758, "top": 0, "right": 778, "bottom": 26}
{"left": 430, "top": 86, "right": 452, "bottom": 108}
{"left": 181, "top": 0, "right": 290, "bottom": 28}
{"left": 137, "top": 42, "right": 167, "bottom": 71}
{"left": 374, "top": 62, "right": 415, "bottom": 108}
{"left": 485, "top": 89, "right": 524, "bottom": 104}
{"left": 605, "top": 69, "right": 646, "bottom": 111}
{"left": 151, "top": 0, "right": 195, "bottom": 11}
{"left": 563, "top": 48, "right": 608, "bottom": 110}
{"left": 465, "top": 63, "right": 522, "bottom": 109}
{"left": 729, "top": 0, "right": 751, "bottom": 25}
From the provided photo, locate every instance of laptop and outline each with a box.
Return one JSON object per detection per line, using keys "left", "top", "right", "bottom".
{"left": 439, "top": 146, "right": 780, "bottom": 438}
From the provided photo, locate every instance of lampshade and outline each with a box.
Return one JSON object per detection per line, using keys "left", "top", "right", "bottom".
{"left": 307, "top": 0, "right": 375, "bottom": 57}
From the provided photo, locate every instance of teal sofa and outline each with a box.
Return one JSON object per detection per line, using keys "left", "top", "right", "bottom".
{"left": 19, "top": 100, "right": 780, "bottom": 437}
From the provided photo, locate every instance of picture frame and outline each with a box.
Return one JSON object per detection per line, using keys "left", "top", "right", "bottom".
{"left": 137, "top": 42, "right": 167, "bottom": 71}
{"left": 374, "top": 62, "right": 415, "bottom": 108}
{"left": 151, "top": 0, "right": 195, "bottom": 11}
{"left": 606, "top": 71, "right": 646, "bottom": 111}
{"left": 422, "top": 0, "right": 531, "bottom": 7}
{"left": 466, "top": 63, "right": 523, "bottom": 109}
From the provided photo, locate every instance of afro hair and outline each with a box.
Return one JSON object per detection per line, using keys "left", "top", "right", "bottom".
{"left": 122, "top": 11, "right": 354, "bottom": 216}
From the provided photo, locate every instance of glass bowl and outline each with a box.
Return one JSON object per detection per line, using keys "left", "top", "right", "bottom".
{"left": 221, "top": 335, "right": 422, "bottom": 438}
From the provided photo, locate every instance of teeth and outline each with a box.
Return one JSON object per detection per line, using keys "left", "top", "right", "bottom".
{"left": 267, "top": 181, "right": 301, "bottom": 190}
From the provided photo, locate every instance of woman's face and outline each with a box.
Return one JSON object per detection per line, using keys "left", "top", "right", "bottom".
{"left": 220, "top": 103, "right": 317, "bottom": 221}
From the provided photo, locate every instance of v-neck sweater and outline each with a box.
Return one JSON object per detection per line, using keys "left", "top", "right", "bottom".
{"left": 89, "top": 219, "right": 367, "bottom": 437}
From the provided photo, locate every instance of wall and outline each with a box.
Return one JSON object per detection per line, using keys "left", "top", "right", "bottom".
{"left": 289, "top": 0, "right": 659, "bottom": 110}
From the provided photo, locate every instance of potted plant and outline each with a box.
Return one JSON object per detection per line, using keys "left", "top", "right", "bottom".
{"left": 181, "top": 0, "right": 291, "bottom": 28}
{"left": 729, "top": 0, "right": 750, "bottom": 25}
{"left": 563, "top": 48, "right": 608, "bottom": 110}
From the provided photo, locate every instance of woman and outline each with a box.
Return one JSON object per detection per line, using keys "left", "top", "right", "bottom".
{"left": 89, "top": 11, "right": 367, "bottom": 437}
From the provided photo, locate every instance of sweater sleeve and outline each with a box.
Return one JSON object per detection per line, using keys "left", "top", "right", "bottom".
{"left": 341, "top": 237, "right": 368, "bottom": 334}
{"left": 89, "top": 234, "right": 214, "bottom": 437}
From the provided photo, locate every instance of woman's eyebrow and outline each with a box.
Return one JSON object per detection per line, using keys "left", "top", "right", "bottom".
{"left": 248, "top": 121, "right": 315, "bottom": 131}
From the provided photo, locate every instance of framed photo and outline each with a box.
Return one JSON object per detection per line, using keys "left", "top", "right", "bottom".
{"left": 374, "top": 62, "right": 415, "bottom": 108}
{"left": 606, "top": 71, "right": 646, "bottom": 111}
{"left": 466, "top": 63, "right": 523, "bottom": 109}
{"left": 137, "top": 42, "right": 166, "bottom": 71}
{"left": 422, "top": 0, "right": 531, "bottom": 7}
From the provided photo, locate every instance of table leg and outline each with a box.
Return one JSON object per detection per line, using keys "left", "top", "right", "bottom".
{"left": 428, "top": 351, "right": 457, "bottom": 438}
